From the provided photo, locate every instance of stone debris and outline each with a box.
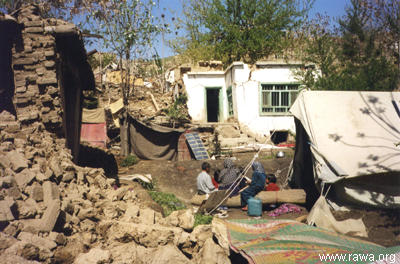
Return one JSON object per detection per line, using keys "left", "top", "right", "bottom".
{"left": 0, "top": 5, "right": 232, "bottom": 264}
{"left": 73, "top": 248, "right": 111, "bottom": 264}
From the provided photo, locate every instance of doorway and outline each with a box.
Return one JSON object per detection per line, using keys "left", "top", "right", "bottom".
{"left": 206, "top": 87, "right": 221, "bottom": 122}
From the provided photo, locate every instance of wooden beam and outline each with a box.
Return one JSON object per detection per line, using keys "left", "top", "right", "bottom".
{"left": 191, "top": 189, "right": 307, "bottom": 207}
{"left": 147, "top": 92, "right": 160, "bottom": 112}
{"left": 44, "top": 25, "right": 78, "bottom": 35}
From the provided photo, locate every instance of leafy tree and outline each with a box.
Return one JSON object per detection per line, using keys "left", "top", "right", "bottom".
{"left": 88, "top": 0, "right": 158, "bottom": 101}
{"left": 294, "top": 14, "right": 341, "bottom": 90}
{"left": 172, "top": 0, "right": 313, "bottom": 65}
{"left": 369, "top": 0, "right": 400, "bottom": 77}
{"left": 338, "top": 0, "right": 398, "bottom": 91}
{"left": 298, "top": 0, "right": 399, "bottom": 91}
{"left": 87, "top": 0, "right": 160, "bottom": 155}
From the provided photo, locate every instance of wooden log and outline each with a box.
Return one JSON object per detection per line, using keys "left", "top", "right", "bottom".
{"left": 190, "top": 189, "right": 306, "bottom": 207}
{"left": 44, "top": 25, "right": 78, "bottom": 35}
{"left": 225, "top": 189, "right": 306, "bottom": 207}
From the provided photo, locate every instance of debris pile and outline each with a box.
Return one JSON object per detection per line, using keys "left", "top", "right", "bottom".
{"left": 0, "top": 109, "right": 231, "bottom": 263}
{"left": 0, "top": 4, "right": 230, "bottom": 263}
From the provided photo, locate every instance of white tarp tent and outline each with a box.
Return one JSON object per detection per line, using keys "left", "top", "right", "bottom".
{"left": 289, "top": 90, "right": 400, "bottom": 208}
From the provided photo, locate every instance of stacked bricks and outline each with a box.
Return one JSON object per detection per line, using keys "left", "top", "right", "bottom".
{"left": 11, "top": 5, "right": 62, "bottom": 130}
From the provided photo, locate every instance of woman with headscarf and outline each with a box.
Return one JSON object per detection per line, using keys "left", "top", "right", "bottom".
{"left": 218, "top": 158, "right": 244, "bottom": 197}
{"left": 240, "top": 161, "right": 266, "bottom": 211}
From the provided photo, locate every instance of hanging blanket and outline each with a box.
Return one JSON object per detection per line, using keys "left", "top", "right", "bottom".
{"left": 226, "top": 219, "right": 400, "bottom": 264}
{"left": 80, "top": 122, "right": 107, "bottom": 148}
{"left": 127, "top": 115, "right": 184, "bottom": 160}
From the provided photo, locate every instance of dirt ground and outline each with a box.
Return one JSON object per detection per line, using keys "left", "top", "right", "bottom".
{"left": 118, "top": 150, "right": 400, "bottom": 248}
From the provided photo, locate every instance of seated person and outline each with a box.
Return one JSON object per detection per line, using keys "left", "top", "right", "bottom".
{"left": 218, "top": 158, "right": 245, "bottom": 196}
{"left": 265, "top": 174, "right": 280, "bottom": 191}
{"left": 197, "top": 162, "right": 216, "bottom": 195}
{"left": 240, "top": 161, "right": 266, "bottom": 211}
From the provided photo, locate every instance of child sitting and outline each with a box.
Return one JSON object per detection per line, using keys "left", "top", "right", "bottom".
{"left": 265, "top": 174, "right": 280, "bottom": 191}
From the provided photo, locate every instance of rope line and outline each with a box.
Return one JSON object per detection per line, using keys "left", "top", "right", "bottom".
{"left": 207, "top": 116, "right": 293, "bottom": 215}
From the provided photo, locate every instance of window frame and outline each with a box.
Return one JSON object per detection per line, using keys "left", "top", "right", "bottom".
{"left": 259, "top": 82, "right": 301, "bottom": 116}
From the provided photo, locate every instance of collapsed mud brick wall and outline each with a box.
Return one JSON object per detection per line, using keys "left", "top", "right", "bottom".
{"left": 5, "top": 5, "right": 94, "bottom": 162}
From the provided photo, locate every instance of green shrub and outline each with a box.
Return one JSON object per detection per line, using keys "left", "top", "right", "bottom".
{"left": 166, "top": 94, "right": 188, "bottom": 127}
{"left": 120, "top": 154, "right": 139, "bottom": 167}
{"left": 148, "top": 191, "right": 186, "bottom": 216}
{"left": 194, "top": 213, "right": 213, "bottom": 227}
{"left": 139, "top": 180, "right": 154, "bottom": 191}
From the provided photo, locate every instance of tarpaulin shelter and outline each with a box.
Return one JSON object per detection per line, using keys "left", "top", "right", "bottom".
{"left": 125, "top": 114, "right": 184, "bottom": 160}
{"left": 289, "top": 90, "right": 400, "bottom": 208}
{"left": 81, "top": 108, "right": 107, "bottom": 148}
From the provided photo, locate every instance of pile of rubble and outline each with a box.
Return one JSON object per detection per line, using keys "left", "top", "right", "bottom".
{"left": 0, "top": 111, "right": 231, "bottom": 263}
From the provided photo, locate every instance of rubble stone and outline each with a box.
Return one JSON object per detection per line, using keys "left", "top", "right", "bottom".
{"left": 165, "top": 209, "right": 195, "bottom": 231}
{"left": 101, "top": 221, "right": 184, "bottom": 248}
{"left": 30, "top": 182, "right": 43, "bottom": 202}
{"left": 47, "top": 232, "right": 66, "bottom": 245}
{"left": 121, "top": 205, "right": 140, "bottom": 221}
{"left": 138, "top": 208, "right": 155, "bottom": 225}
{"left": 18, "top": 232, "right": 57, "bottom": 251}
{"left": 0, "top": 154, "right": 11, "bottom": 169}
{"left": 15, "top": 169, "right": 35, "bottom": 190}
{"left": 195, "top": 238, "right": 230, "bottom": 264}
{"left": 0, "top": 198, "right": 16, "bottom": 222}
{"left": 49, "top": 157, "right": 63, "bottom": 178}
{"left": 73, "top": 247, "right": 111, "bottom": 264}
{"left": 42, "top": 181, "right": 59, "bottom": 205}
{"left": 149, "top": 245, "right": 191, "bottom": 264}
{"left": 0, "top": 232, "right": 18, "bottom": 251}
{"left": 38, "top": 199, "right": 60, "bottom": 232}
{"left": 7, "top": 150, "right": 29, "bottom": 172}
{"left": 17, "top": 198, "right": 38, "bottom": 219}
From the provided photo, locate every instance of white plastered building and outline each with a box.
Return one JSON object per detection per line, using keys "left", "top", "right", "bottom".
{"left": 183, "top": 61, "right": 306, "bottom": 141}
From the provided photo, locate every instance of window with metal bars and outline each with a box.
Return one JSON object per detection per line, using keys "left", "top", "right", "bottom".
{"left": 260, "top": 84, "right": 300, "bottom": 114}
{"left": 227, "top": 86, "right": 233, "bottom": 116}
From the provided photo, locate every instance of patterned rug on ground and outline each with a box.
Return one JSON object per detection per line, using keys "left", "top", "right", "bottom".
{"left": 226, "top": 219, "right": 400, "bottom": 264}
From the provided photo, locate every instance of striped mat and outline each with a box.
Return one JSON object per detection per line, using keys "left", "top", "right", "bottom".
{"left": 226, "top": 219, "right": 400, "bottom": 264}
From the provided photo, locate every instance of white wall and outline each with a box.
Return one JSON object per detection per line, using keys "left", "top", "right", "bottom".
{"left": 232, "top": 64, "right": 298, "bottom": 140}
{"left": 182, "top": 63, "right": 300, "bottom": 139}
{"left": 183, "top": 72, "right": 227, "bottom": 122}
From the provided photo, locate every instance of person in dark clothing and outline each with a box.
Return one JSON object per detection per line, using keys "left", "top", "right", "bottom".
{"left": 240, "top": 161, "right": 266, "bottom": 211}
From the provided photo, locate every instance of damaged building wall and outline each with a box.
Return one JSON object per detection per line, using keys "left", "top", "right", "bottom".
{"left": 231, "top": 62, "right": 297, "bottom": 141}
{"left": 3, "top": 5, "right": 94, "bottom": 162}
{"left": 183, "top": 72, "right": 229, "bottom": 123}
{"left": 0, "top": 14, "right": 22, "bottom": 116}
{"left": 183, "top": 61, "right": 300, "bottom": 141}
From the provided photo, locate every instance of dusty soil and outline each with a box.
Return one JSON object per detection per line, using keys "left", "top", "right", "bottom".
{"left": 117, "top": 151, "right": 400, "bottom": 248}
{"left": 120, "top": 151, "right": 293, "bottom": 203}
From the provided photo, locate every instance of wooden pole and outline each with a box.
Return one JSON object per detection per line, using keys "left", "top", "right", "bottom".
{"left": 147, "top": 92, "right": 160, "bottom": 112}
